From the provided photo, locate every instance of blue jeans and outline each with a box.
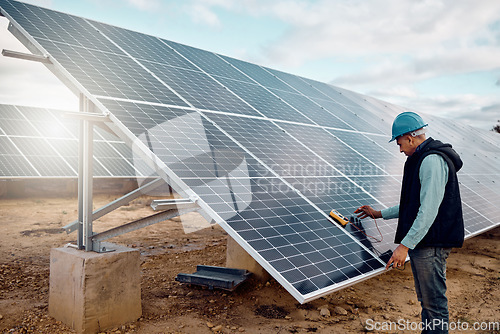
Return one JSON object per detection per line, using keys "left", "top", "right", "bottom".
{"left": 409, "top": 247, "right": 452, "bottom": 334}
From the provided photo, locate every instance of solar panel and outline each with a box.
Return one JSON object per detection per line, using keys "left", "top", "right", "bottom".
{"left": 1, "top": 0, "right": 499, "bottom": 303}
{"left": 0, "top": 104, "right": 149, "bottom": 178}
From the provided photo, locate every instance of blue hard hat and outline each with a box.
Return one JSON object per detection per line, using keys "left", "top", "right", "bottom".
{"left": 389, "top": 112, "right": 428, "bottom": 142}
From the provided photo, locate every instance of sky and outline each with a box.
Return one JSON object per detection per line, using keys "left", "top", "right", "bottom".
{"left": 0, "top": 0, "right": 499, "bottom": 130}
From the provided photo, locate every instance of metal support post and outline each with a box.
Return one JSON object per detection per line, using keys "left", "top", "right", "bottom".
{"left": 77, "top": 95, "right": 95, "bottom": 251}
{"left": 77, "top": 99, "right": 84, "bottom": 249}
{"left": 83, "top": 118, "right": 94, "bottom": 251}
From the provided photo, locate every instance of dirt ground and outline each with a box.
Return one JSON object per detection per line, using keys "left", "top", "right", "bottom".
{"left": 0, "top": 194, "right": 498, "bottom": 334}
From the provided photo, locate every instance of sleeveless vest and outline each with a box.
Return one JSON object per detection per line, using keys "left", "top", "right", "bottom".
{"left": 394, "top": 138, "right": 464, "bottom": 248}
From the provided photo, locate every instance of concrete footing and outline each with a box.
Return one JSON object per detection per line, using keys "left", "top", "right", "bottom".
{"left": 226, "top": 236, "right": 270, "bottom": 281}
{"left": 49, "top": 243, "right": 141, "bottom": 334}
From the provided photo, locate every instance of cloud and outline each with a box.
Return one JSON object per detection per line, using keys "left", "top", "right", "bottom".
{"left": 20, "top": 0, "right": 53, "bottom": 7}
{"left": 125, "top": 0, "right": 161, "bottom": 11}
{"left": 183, "top": 0, "right": 235, "bottom": 27}
{"left": 376, "top": 92, "right": 500, "bottom": 130}
{"left": 184, "top": 1, "right": 500, "bottom": 85}
{"left": 188, "top": 3, "right": 222, "bottom": 27}
{"left": 258, "top": 0, "right": 500, "bottom": 63}
{"left": 331, "top": 46, "right": 500, "bottom": 87}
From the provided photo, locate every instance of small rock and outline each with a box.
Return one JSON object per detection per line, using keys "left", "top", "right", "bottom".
{"left": 317, "top": 304, "right": 329, "bottom": 310}
{"left": 206, "top": 322, "right": 215, "bottom": 328}
{"left": 334, "top": 306, "right": 348, "bottom": 315}
{"left": 212, "top": 325, "right": 223, "bottom": 332}
{"left": 319, "top": 307, "right": 331, "bottom": 317}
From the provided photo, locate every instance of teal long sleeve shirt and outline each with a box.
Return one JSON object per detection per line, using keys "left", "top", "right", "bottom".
{"left": 381, "top": 154, "right": 449, "bottom": 249}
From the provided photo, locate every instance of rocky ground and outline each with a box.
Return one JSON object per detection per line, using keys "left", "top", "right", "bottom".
{"left": 0, "top": 195, "right": 499, "bottom": 333}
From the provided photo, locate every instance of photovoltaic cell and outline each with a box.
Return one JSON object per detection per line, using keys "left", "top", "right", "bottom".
{"left": 310, "top": 98, "right": 386, "bottom": 135}
{"left": 88, "top": 20, "right": 198, "bottom": 71}
{"left": 141, "top": 62, "right": 259, "bottom": 115}
{"left": 203, "top": 113, "right": 343, "bottom": 178}
{"left": 325, "top": 130, "right": 405, "bottom": 176}
{"left": 282, "top": 175, "right": 396, "bottom": 260}
{"left": 278, "top": 123, "right": 386, "bottom": 176}
{"left": 304, "top": 79, "right": 360, "bottom": 107}
{"left": 459, "top": 175, "right": 500, "bottom": 226}
{"left": 269, "top": 89, "right": 353, "bottom": 130}
{"left": 220, "top": 55, "right": 296, "bottom": 92}
{"left": 214, "top": 77, "right": 313, "bottom": 123}
{"left": 10, "top": 137, "right": 75, "bottom": 176}
{"left": 0, "top": 0, "right": 121, "bottom": 54}
{"left": 1, "top": 0, "right": 498, "bottom": 303}
{"left": 0, "top": 136, "right": 38, "bottom": 176}
{"left": 163, "top": 40, "right": 253, "bottom": 83}
{"left": 266, "top": 68, "right": 333, "bottom": 101}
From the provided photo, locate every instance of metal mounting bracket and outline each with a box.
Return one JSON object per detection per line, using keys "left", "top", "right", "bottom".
{"left": 90, "top": 207, "right": 199, "bottom": 253}
{"left": 64, "top": 177, "right": 166, "bottom": 234}
{"left": 1, "top": 49, "right": 51, "bottom": 63}
{"left": 63, "top": 111, "right": 109, "bottom": 122}
{"left": 150, "top": 198, "right": 198, "bottom": 211}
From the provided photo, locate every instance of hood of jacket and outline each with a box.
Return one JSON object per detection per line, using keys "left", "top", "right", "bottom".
{"left": 417, "top": 138, "right": 463, "bottom": 172}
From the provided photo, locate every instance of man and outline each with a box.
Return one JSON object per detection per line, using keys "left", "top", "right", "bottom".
{"left": 354, "top": 111, "right": 464, "bottom": 334}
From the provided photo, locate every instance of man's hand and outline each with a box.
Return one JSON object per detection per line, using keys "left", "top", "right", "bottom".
{"left": 354, "top": 205, "right": 382, "bottom": 219}
{"left": 385, "top": 244, "right": 409, "bottom": 270}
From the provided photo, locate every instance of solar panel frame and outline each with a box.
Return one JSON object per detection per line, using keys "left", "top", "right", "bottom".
{"left": 0, "top": 103, "right": 152, "bottom": 178}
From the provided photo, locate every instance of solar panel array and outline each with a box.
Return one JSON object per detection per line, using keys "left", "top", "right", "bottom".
{"left": 1, "top": 0, "right": 499, "bottom": 303}
{"left": 0, "top": 103, "right": 150, "bottom": 178}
